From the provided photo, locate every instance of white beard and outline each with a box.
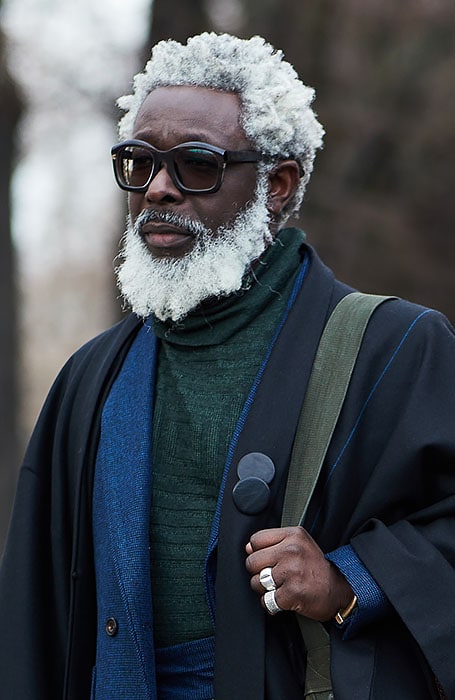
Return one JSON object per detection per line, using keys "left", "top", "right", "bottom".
{"left": 115, "top": 176, "right": 273, "bottom": 322}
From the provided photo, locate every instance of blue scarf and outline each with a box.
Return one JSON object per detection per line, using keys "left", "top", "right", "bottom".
{"left": 91, "top": 252, "right": 309, "bottom": 699}
{"left": 92, "top": 324, "right": 215, "bottom": 699}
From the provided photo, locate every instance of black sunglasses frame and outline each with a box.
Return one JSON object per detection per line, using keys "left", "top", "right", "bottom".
{"left": 111, "top": 139, "right": 262, "bottom": 195}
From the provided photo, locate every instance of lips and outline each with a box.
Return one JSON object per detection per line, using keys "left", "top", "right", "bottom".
{"left": 140, "top": 221, "right": 194, "bottom": 252}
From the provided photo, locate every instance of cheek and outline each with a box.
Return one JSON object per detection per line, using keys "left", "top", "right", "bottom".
{"left": 194, "top": 201, "right": 239, "bottom": 231}
{"left": 225, "top": 187, "right": 257, "bottom": 220}
{"left": 228, "top": 172, "right": 260, "bottom": 211}
{"left": 128, "top": 193, "right": 143, "bottom": 220}
{"left": 203, "top": 178, "right": 259, "bottom": 228}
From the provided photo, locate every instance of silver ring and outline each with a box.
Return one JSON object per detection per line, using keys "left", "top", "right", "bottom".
{"left": 264, "top": 589, "right": 282, "bottom": 615}
{"left": 259, "top": 566, "right": 277, "bottom": 592}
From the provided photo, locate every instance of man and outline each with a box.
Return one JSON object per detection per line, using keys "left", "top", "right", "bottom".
{"left": 0, "top": 33, "right": 454, "bottom": 700}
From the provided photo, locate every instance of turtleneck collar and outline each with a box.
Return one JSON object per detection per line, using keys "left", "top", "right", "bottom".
{"left": 150, "top": 227, "right": 306, "bottom": 347}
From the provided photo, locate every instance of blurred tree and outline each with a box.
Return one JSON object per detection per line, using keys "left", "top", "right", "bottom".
{"left": 287, "top": 0, "right": 455, "bottom": 320}
{"left": 148, "top": 0, "right": 210, "bottom": 46}
{"left": 145, "top": 0, "right": 455, "bottom": 319}
{"left": 0, "top": 20, "right": 22, "bottom": 550}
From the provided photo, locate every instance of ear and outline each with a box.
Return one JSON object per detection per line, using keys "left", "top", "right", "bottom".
{"left": 267, "top": 160, "right": 301, "bottom": 217}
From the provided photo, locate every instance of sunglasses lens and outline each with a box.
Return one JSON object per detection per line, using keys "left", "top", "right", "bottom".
{"left": 117, "top": 145, "right": 154, "bottom": 189}
{"left": 174, "top": 147, "right": 222, "bottom": 191}
{"left": 114, "top": 143, "right": 224, "bottom": 192}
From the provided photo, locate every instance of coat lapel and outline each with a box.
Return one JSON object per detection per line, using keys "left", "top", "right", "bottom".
{"left": 214, "top": 247, "right": 346, "bottom": 699}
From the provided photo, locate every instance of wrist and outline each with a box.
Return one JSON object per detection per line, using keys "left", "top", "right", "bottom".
{"left": 335, "top": 593, "right": 358, "bottom": 625}
{"left": 329, "top": 561, "right": 355, "bottom": 616}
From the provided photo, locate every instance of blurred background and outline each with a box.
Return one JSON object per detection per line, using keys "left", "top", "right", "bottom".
{"left": 0, "top": 0, "right": 454, "bottom": 550}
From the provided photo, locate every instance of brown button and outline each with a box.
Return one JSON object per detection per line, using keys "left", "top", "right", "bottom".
{"left": 105, "top": 617, "right": 118, "bottom": 637}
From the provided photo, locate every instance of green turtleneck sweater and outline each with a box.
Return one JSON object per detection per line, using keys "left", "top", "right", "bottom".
{"left": 149, "top": 228, "right": 305, "bottom": 648}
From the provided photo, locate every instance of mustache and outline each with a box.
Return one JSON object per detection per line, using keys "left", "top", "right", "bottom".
{"left": 134, "top": 209, "right": 209, "bottom": 238}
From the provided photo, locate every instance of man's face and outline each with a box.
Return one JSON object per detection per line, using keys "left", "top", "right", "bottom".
{"left": 116, "top": 85, "right": 280, "bottom": 323}
{"left": 128, "top": 85, "right": 260, "bottom": 259}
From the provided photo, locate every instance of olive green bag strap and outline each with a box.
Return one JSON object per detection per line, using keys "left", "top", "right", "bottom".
{"left": 281, "top": 292, "right": 394, "bottom": 700}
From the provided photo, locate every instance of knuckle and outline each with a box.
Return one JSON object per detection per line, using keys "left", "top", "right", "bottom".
{"left": 283, "top": 541, "right": 303, "bottom": 558}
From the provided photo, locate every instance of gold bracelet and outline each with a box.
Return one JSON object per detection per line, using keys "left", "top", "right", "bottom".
{"left": 335, "top": 594, "right": 358, "bottom": 625}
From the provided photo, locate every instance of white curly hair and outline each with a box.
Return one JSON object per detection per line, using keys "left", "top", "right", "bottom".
{"left": 117, "top": 32, "right": 324, "bottom": 219}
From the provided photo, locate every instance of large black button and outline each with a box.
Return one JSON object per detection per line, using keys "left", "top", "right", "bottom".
{"left": 232, "top": 476, "right": 270, "bottom": 515}
{"left": 237, "top": 452, "right": 275, "bottom": 483}
{"left": 105, "top": 617, "right": 118, "bottom": 637}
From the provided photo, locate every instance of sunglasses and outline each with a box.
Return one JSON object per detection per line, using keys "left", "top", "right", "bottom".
{"left": 111, "top": 139, "right": 262, "bottom": 195}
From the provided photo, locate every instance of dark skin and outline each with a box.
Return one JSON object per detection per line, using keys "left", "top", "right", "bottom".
{"left": 246, "top": 528, "right": 354, "bottom": 621}
{"left": 129, "top": 85, "right": 298, "bottom": 256}
{"left": 131, "top": 85, "right": 354, "bottom": 621}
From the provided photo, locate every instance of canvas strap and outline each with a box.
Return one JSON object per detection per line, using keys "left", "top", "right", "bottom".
{"left": 281, "top": 292, "right": 393, "bottom": 699}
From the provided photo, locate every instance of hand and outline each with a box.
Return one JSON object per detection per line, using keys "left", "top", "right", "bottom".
{"left": 245, "top": 526, "right": 354, "bottom": 621}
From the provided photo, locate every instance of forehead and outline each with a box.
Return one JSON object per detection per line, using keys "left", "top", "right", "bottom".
{"left": 132, "top": 85, "right": 248, "bottom": 148}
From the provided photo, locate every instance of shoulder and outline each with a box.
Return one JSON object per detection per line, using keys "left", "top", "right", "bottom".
{"left": 29, "top": 314, "right": 142, "bottom": 438}
{"left": 364, "top": 296, "right": 455, "bottom": 355}
{"left": 306, "top": 242, "right": 454, "bottom": 344}
{"left": 58, "top": 314, "right": 142, "bottom": 384}
{"left": 20, "top": 314, "right": 142, "bottom": 481}
{"left": 71, "top": 313, "right": 142, "bottom": 363}
{"left": 343, "top": 295, "right": 455, "bottom": 414}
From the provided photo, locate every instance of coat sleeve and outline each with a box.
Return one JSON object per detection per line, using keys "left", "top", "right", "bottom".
{"left": 0, "top": 357, "right": 79, "bottom": 700}
{"left": 340, "top": 307, "right": 455, "bottom": 697}
{"left": 0, "top": 316, "right": 139, "bottom": 700}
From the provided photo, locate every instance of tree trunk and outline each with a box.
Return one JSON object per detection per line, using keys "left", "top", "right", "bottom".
{"left": 148, "top": 0, "right": 211, "bottom": 48}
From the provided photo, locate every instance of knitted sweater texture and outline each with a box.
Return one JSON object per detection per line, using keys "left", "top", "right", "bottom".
{"left": 150, "top": 228, "right": 305, "bottom": 647}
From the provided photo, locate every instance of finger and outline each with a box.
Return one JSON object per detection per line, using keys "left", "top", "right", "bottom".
{"left": 245, "top": 526, "right": 309, "bottom": 574}
{"left": 245, "top": 543, "right": 282, "bottom": 574}
{"left": 262, "top": 587, "right": 286, "bottom": 615}
{"left": 248, "top": 527, "right": 296, "bottom": 552}
{"left": 250, "top": 567, "right": 282, "bottom": 594}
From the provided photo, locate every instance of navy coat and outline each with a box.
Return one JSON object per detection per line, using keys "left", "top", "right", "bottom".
{"left": 0, "top": 244, "right": 454, "bottom": 699}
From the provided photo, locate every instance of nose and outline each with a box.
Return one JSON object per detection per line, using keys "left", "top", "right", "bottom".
{"left": 144, "top": 164, "right": 184, "bottom": 204}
